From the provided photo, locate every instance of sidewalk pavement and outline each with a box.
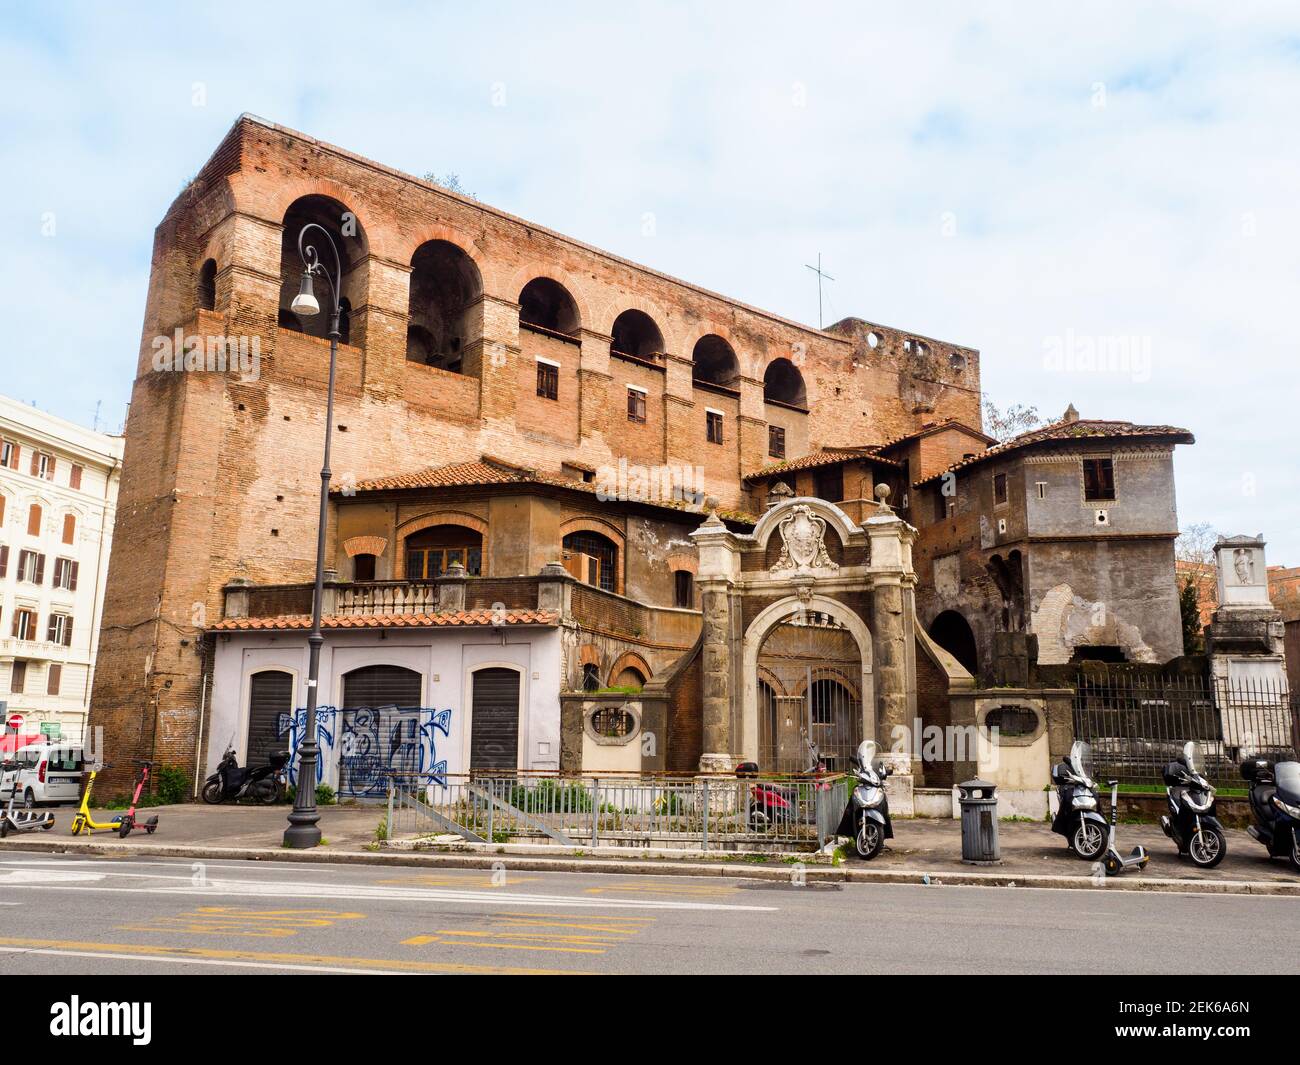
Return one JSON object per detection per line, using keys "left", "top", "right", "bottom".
{"left": 1, "top": 802, "right": 1296, "bottom": 895}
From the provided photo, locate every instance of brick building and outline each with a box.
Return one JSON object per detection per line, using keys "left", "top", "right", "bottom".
{"left": 89, "top": 115, "right": 1196, "bottom": 795}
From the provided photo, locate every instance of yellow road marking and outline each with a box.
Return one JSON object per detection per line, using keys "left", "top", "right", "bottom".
{"left": 403, "top": 911, "right": 655, "bottom": 955}
{"left": 402, "top": 932, "right": 609, "bottom": 955}
{"left": 584, "top": 882, "right": 738, "bottom": 897}
{"left": 0, "top": 936, "right": 579, "bottom": 975}
{"left": 117, "top": 906, "right": 367, "bottom": 939}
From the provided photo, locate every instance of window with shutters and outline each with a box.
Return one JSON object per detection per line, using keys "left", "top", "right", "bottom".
{"left": 10, "top": 660, "right": 27, "bottom": 694}
{"left": 31, "top": 451, "right": 54, "bottom": 481}
{"left": 0, "top": 493, "right": 6, "bottom": 527}
{"left": 626, "top": 386, "right": 646, "bottom": 423}
{"left": 46, "top": 663, "right": 62, "bottom": 696}
{"left": 17, "top": 550, "right": 43, "bottom": 584}
{"left": 69, "top": 464, "right": 83, "bottom": 490}
{"left": 1082, "top": 457, "right": 1115, "bottom": 501}
{"left": 0, "top": 440, "right": 15, "bottom": 469}
{"left": 0, "top": 545, "right": 8, "bottom": 579}
{"left": 62, "top": 513, "right": 76, "bottom": 544}
{"left": 706, "top": 410, "right": 724, "bottom": 444}
{"left": 536, "top": 360, "right": 559, "bottom": 400}
{"left": 768, "top": 425, "right": 786, "bottom": 459}
{"left": 47, "top": 613, "right": 72, "bottom": 646}
{"left": 12, "top": 608, "right": 37, "bottom": 642}
{"left": 27, "top": 503, "right": 41, "bottom": 537}
{"left": 53, "top": 557, "right": 78, "bottom": 591}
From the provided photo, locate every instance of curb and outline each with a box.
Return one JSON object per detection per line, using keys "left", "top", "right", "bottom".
{"left": 2, "top": 837, "right": 1298, "bottom": 896}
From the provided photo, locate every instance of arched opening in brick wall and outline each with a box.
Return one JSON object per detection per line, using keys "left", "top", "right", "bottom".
{"left": 403, "top": 524, "right": 483, "bottom": 578}
{"left": 562, "top": 529, "right": 619, "bottom": 593}
{"left": 763, "top": 357, "right": 807, "bottom": 408}
{"left": 928, "top": 610, "right": 979, "bottom": 676}
{"left": 406, "top": 240, "right": 482, "bottom": 373}
{"left": 519, "top": 277, "right": 580, "bottom": 338}
{"left": 278, "top": 195, "right": 368, "bottom": 341}
{"left": 692, "top": 334, "right": 739, "bottom": 389}
{"left": 197, "top": 258, "right": 216, "bottom": 312}
{"left": 610, "top": 309, "right": 664, "bottom": 361}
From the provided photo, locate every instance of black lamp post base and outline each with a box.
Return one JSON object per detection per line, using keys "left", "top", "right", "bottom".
{"left": 283, "top": 813, "right": 322, "bottom": 849}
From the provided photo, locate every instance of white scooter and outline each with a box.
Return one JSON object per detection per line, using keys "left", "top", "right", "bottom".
{"left": 1101, "top": 778, "right": 1148, "bottom": 877}
{"left": 0, "top": 760, "right": 56, "bottom": 838}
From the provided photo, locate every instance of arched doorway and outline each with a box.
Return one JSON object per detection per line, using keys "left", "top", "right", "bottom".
{"left": 751, "top": 607, "right": 865, "bottom": 772}
{"left": 929, "top": 610, "right": 979, "bottom": 676}
{"left": 470, "top": 667, "right": 522, "bottom": 772}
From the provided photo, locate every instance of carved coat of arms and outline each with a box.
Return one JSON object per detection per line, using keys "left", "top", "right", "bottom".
{"left": 771, "top": 504, "right": 837, "bottom": 575}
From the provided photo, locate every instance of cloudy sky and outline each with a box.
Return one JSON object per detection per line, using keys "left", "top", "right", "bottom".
{"left": 3, "top": 1, "right": 1298, "bottom": 559}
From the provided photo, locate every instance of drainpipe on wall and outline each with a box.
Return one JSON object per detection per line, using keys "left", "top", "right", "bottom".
{"left": 193, "top": 646, "right": 210, "bottom": 799}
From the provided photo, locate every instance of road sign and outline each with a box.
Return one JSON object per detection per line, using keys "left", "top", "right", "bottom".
{"left": 5, "top": 713, "right": 23, "bottom": 731}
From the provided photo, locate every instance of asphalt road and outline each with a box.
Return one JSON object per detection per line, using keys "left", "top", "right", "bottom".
{"left": 1, "top": 853, "right": 1298, "bottom": 975}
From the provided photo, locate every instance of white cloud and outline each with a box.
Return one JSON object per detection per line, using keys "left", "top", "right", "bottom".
{"left": 1, "top": 0, "right": 1297, "bottom": 555}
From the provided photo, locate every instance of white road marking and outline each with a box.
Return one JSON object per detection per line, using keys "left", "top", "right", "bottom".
{"left": 0, "top": 869, "right": 105, "bottom": 884}
{"left": 0, "top": 945, "right": 403, "bottom": 975}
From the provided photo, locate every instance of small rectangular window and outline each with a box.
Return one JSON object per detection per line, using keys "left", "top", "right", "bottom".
{"left": 674, "top": 570, "right": 694, "bottom": 608}
{"left": 353, "top": 554, "right": 376, "bottom": 581}
{"left": 1083, "top": 457, "right": 1115, "bottom": 501}
{"left": 993, "top": 473, "right": 1007, "bottom": 505}
{"left": 47, "top": 662, "right": 62, "bottom": 696}
{"left": 536, "top": 361, "right": 559, "bottom": 401}
{"left": 70, "top": 464, "right": 83, "bottom": 490}
{"left": 814, "top": 466, "right": 843, "bottom": 504}
{"left": 934, "top": 488, "right": 949, "bottom": 522}
{"left": 1036, "top": 481, "right": 1047, "bottom": 500}
{"left": 0, "top": 440, "right": 15, "bottom": 469}
{"left": 10, "top": 660, "right": 27, "bottom": 694}
{"left": 706, "top": 410, "right": 724, "bottom": 444}
{"left": 627, "top": 387, "right": 646, "bottom": 423}
{"left": 768, "top": 425, "right": 786, "bottom": 459}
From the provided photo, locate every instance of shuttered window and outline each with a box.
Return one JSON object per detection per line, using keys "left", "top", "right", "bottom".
{"left": 27, "top": 504, "right": 41, "bottom": 537}
{"left": 247, "top": 670, "right": 295, "bottom": 768}
{"left": 470, "top": 667, "right": 520, "bottom": 772}
{"left": 47, "top": 663, "right": 62, "bottom": 696}
{"left": 62, "top": 514, "right": 76, "bottom": 544}
{"left": 70, "top": 464, "right": 83, "bottom": 490}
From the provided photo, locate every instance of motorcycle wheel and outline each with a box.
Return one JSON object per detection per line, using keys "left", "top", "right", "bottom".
{"left": 1072, "top": 821, "right": 1108, "bottom": 861}
{"left": 855, "top": 819, "right": 885, "bottom": 860}
{"left": 1188, "top": 826, "right": 1226, "bottom": 869}
{"left": 748, "top": 807, "right": 771, "bottom": 832}
{"left": 254, "top": 780, "right": 278, "bottom": 806}
{"left": 201, "top": 780, "right": 224, "bottom": 804}
{"left": 1289, "top": 830, "right": 1300, "bottom": 874}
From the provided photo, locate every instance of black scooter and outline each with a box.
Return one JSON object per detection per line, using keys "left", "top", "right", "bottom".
{"left": 1240, "top": 756, "right": 1300, "bottom": 873}
{"left": 1050, "top": 740, "right": 1109, "bottom": 861}
{"left": 1159, "top": 741, "right": 1226, "bottom": 868}
{"left": 202, "top": 747, "right": 288, "bottom": 804}
{"left": 836, "top": 739, "right": 893, "bottom": 860}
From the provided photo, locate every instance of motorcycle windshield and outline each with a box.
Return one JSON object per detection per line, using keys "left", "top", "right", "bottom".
{"left": 855, "top": 740, "right": 881, "bottom": 782}
{"left": 1182, "top": 741, "right": 1203, "bottom": 775}
{"left": 1069, "top": 740, "right": 1094, "bottom": 783}
{"left": 1276, "top": 762, "right": 1300, "bottom": 802}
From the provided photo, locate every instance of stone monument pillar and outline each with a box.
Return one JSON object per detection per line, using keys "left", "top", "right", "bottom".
{"left": 690, "top": 509, "right": 739, "bottom": 773}
{"left": 1205, "top": 534, "right": 1290, "bottom": 754}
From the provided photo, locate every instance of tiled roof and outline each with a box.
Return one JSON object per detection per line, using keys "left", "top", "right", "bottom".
{"left": 873, "top": 418, "right": 996, "bottom": 451}
{"left": 210, "top": 608, "right": 559, "bottom": 632}
{"left": 743, "top": 447, "right": 899, "bottom": 485}
{"left": 343, "top": 458, "right": 760, "bottom": 526}
{"left": 913, "top": 418, "right": 1194, "bottom": 487}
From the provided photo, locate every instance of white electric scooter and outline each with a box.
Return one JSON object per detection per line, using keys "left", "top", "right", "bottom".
{"left": 1101, "top": 778, "right": 1149, "bottom": 876}
{"left": 0, "top": 760, "right": 56, "bottom": 838}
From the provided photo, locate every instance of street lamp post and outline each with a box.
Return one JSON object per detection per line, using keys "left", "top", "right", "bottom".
{"left": 282, "top": 223, "right": 342, "bottom": 849}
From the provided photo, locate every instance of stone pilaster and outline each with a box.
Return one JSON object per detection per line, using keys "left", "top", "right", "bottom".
{"left": 691, "top": 510, "right": 739, "bottom": 772}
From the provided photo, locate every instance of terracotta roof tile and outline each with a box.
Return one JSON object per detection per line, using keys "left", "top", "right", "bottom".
{"left": 344, "top": 458, "right": 760, "bottom": 526}
{"left": 743, "top": 447, "right": 899, "bottom": 485}
{"left": 913, "top": 418, "right": 1194, "bottom": 487}
{"left": 210, "top": 608, "right": 559, "bottom": 632}
{"left": 872, "top": 418, "right": 996, "bottom": 451}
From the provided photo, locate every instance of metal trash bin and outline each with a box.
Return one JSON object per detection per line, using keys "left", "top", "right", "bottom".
{"left": 957, "top": 778, "right": 1001, "bottom": 865}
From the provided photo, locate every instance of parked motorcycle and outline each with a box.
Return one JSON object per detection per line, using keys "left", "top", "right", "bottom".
{"left": 837, "top": 739, "right": 893, "bottom": 860}
{"left": 202, "top": 748, "right": 288, "bottom": 805}
{"left": 1159, "top": 741, "right": 1226, "bottom": 868}
{"left": 737, "top": 734, "right": 825, "bottom": 832}
{"left": 1050, "top": 740, "right": 1109, "bottom": 861}
{"left": 1240, "top": 756, "right": 1300, "bottom": 873}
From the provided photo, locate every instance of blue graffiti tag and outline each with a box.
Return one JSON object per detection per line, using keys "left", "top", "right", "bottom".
{"left": 280, "top": 706, "right": 451, "bottom": 797}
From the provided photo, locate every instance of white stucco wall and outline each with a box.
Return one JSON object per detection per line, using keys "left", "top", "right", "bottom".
{"left": 207, "top": 626, "right": 563, "bottom": 789}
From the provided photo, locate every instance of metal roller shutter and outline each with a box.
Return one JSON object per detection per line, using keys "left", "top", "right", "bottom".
{"left": 470, "top": 667, "right": 520, "bottom": 772}
{"left": 247, "top": 671, "right": 294, "bottom": 767}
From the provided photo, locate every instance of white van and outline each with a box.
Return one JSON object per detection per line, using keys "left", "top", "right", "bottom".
{"left": 0, "top": 744, "right": 85, "bottom": 807}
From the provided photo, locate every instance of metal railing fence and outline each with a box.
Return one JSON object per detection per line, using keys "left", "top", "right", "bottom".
{"left": 1071, "top": 669, "right": 1296, "bottom": 788}
{"left": 385, "top": 770, "right": 851, "bottom": 852}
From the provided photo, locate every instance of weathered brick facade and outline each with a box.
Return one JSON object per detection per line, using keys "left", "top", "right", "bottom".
{"left": 91, "top": 114, "right": 987, "bottom": 781}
